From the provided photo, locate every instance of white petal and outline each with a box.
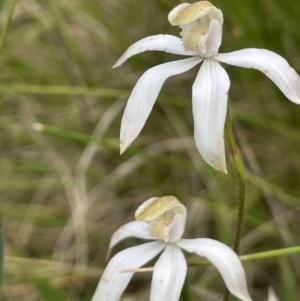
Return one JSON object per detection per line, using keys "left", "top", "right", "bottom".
{"left": 150, "top": 244, "right": 187, "bottom": 301}
{"left": 177, "top": 238, "right": 253, "bottom": 301}
{"left": 107, "top": 221, "right": 152, "bottom": 259}
{"left": 168, "top": 213, "right": 186, "bottom": 243}
{"left": 113, "top": 35, "right": 198, "bottom": 68}
{"left": 215, "top": 49, "right": 300, "bottom": 104}
{"left": 268, "top": 287, "right": 279, "bottom": 301}
{"left": 120, "top": 57, "right": 203, "bottom": 154}
{"left": 192, "top": 59, "right": 229, "bottom": 173}
{"left": 205, "top": 19, "right": 222, "bottom": 57}
{"left": 92, "top": 241, "right": 165, "bottom": 301}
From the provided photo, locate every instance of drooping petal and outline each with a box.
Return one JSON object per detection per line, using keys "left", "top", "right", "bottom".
{"left": 113, "top": 35, "right": 198, "bottom": 68}
{"left": 150, "top": 244, "right": 187, "bottom": 301}
{"left": 120, "top": 57, "right": 203, "bottom": 154}
{"left": 177, "top": 238, "right": 253, "bottom": 301}
{"left": 107, "top": 221, "right": 152, "bottom": 259}
{"left": 215, "top": 49, "right": 300, "bottom": 104}
{"left": 92, "top": 241, "right": 165, "bottom": 301}
{"left": 192, "top": 58, "right": 229, "bottom": 173}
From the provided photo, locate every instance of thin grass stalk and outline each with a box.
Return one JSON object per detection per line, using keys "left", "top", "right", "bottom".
{"left": 0, "top": 0, "right": 17, "bottom": 54}
{"left": 0, "top": 217, "right": 3, "bottom": 286}
{"left": 0, "top": 0, "right": 18, "bottom": 288}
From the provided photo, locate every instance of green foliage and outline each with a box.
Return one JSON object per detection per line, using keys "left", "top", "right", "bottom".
{"left": 0, "top": 217, "right": 3, "bottom": 287}
{"left": 34, "top": 278, "right": 68, "bottom": 301}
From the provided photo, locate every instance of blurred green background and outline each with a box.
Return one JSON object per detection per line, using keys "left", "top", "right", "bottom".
{"left": 1, "top": 0, "right": 300, "bottom": 300}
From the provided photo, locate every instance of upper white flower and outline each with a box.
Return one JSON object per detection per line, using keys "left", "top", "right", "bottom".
{"left": 114, "top": 1, "right": 300, "bottom": 173}
{"left": 92, "top": 196, "right": 253, "bottom": 301}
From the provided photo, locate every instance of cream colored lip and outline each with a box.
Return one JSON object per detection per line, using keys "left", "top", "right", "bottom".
{"left": 135, "top": 195, "right": 182, "bottom": 221}
{"left": 169, "top": 1, "right": 215, "bottom": 26}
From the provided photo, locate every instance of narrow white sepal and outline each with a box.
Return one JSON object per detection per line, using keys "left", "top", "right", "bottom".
{"left": 215, "top": 48, "right": 300, "bottom": 104}
{"left": 92, "top": 241, "right": 165, "bottom": 301}
{"left": 177, "top": 238, "right": 253, "bottom": 301}
{"left": 120, "top": 57, "right": 203, "bottom": 154}
{"left": 113, "top": 35, "right": 198, "bottom": 68}
{"left": 150, "top": 244, "right": 187, "bottom": 301}
{"left": 107, "top": 221, "right": 152, "bottom": 259}
{"left": 192, "top": 58, "right": 229, "bottom": 173}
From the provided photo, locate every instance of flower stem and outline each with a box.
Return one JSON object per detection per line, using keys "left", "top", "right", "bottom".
{"left": 225, "top": 108, "right": 246, "bottom": 253}
{"left": 223, "top": 108, "right": 246, "bottom": 301}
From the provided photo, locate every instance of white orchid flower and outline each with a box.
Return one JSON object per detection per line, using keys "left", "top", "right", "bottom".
{"left": 92, "top": 196, "right": 252, "bottom": 301}
{"left": 114, "top": 1, "right": 300, "bottom": 173}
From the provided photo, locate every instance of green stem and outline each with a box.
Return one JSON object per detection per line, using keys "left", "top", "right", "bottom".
{"left": 225, "top": 108, "right": 246, "bottom": 253}
{"left": 0, "top": 84, "right": 129, "bottom": 97}
{"left": 240, "top": 245, "right": 300, "bottom": 261}
{"left": 189, "top": 245, "right": 300, "bottom": 267}
{"left": 223, "top": 108, "right": 246, "bottom": 301}
{"left": 0, "top": 0, "right": 17, "bottom": 55}
{"left": 0, "top": 84, "right": 187, "bottom": 106}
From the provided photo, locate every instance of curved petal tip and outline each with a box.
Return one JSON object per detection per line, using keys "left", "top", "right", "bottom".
{"left": 112, "top": 62, "right": 119, "bottom": 69}
{"left": 120, "top": 141, "right": 128, "bottom": 155}
{"left": 177, "top": 238, "right": 253, "bottom": 301}
{"left": 217, "top": 163, "right": 227, "bottom": 174}
{"left": 216, "top": 49, "right": 300, "bottom": 105}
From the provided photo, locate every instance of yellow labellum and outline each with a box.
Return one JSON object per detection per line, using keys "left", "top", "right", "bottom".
{"left": 169, "top": 1, "right": 214, "bottom": 26}
{"left": 135, "top": 195, "right": 181, "bottom": 221}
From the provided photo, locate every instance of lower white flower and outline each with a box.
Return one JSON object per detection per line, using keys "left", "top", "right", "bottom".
{"left": 114, "top": 1, "right": 300, "bottom": 173}
{"left": 92, "top": 196, "right": 252, "bottom": 301}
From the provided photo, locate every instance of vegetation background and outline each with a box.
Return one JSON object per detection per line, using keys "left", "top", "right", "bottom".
{"left": 1, "top": 0, "right": 300, "bottom": 300}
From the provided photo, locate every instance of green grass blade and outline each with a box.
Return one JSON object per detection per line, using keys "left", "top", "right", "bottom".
{"left": 34, "top": 278, "right": 67, "bottom": 301}
{"left": 0, "top": 0, "right": 17, "bottom": 54}
{"left": 0, "top": 217, "right": 3, "bottom": 287}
